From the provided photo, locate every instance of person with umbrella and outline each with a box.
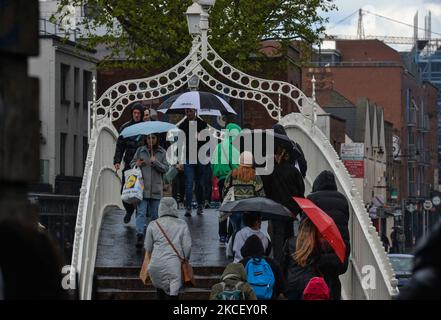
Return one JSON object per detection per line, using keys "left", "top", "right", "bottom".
{"left": 178, "top": 108, "right": 209, "bottom": 217}
{"left": 272, "top": 124, "right": 307, "bottom": 178}
{"left": 130, "top": 133, "right": 169, "bottom": 249}
{"left": 114, "top": 102, "right": 144, "bottom": 224}
{"left": 306, "top": 170, "right": 350, "bottom": 300}
{"left": 262, "top": 144, "right": 305, "bottom": 267}
{"left": 232, "top": 212, "right": 271, "bottom": 263}
{"left": 283, "top": 217, "right": 330, "bottom": 300}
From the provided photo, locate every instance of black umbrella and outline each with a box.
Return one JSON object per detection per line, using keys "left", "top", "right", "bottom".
{"left": 234, "top": 130, "right": 303, "bottom": 168}
{"left": 219, "top": 197, "right": 293, "bottom": 221}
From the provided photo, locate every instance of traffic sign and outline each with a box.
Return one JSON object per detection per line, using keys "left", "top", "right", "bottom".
{"left": 423, "top": 200, "right": 433, "bottom": 210}
{"left": 406, "top": 204, "right": 415, "bottom": 212}
{"left": 432, "top": 196, "right": 441, "bottom": 206}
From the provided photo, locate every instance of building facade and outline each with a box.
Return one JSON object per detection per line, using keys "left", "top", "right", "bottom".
{"left": 29, "top": 33, "right": 97, "bottom": 194}
{"left": 302, "top": 39, "right": 439, "bottom": 249}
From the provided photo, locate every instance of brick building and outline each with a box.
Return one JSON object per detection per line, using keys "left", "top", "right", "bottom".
{"left": 302, "top": 39, "right": 439, "bottom": 246}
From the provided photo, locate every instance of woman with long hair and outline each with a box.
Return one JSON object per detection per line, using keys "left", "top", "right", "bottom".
{"left": 283, "top": 218, "right": 327, "bottom": 300}
{"left": 131, "top": 134, "right": 169, "bottom": 249}
{"left": 223, "top": 151, "right": 265, "bottom": 234}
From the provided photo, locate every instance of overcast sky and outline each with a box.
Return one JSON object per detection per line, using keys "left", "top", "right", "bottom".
{"left": 321, "top": 0, "right": 441, "bottom": 50}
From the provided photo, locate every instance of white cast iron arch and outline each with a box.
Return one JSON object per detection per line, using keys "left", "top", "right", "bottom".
{"left": 72, "top": 14, "right": 398, "bottom": 300}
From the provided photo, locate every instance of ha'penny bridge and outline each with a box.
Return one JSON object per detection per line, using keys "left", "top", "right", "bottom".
{"left": 70, "top": 1, "right": 399, "bottom": 300}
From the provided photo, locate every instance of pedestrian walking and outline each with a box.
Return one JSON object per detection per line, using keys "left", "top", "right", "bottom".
{"left": 143, "top": 108, "right": 151, "bottom": 121}
{"left": 240, "top": 235, "right": 286, "bottom": 299}
{"left": 307, "top": 170, "right": 350, "bottom": 300}
{"left": 232, "top": 212, "right": 271, "bottom": 263}
{"left": 272, "top": 124, "right": 307, "bottom": 178}
{"left": 211, "top": 123, "right": 242, "bottom": 244}
{"left": 381, "top": 233, "right": 390, "bottom": 253}
{"left": 302, "top": 277, "right": 330, "bottom": 300}
{"left": 144, "top": 197, "right": 192, "bottom": 300}
{"left": 178, "top": 108, "right": 209, "bottom": 217}
{"left": 223, "top": 151, "right": 265, "bottom": 235}
{"left": 131, "top": 134, "right": 169, "bottom": 249}
{"left": 171, "top": 163, "right": 185, "bottom": 208}
{"left": 114, "top": 102, "right": 144, "bottom": 224}
{"left": 209, "top": 263, "right": 257, "bottom": 300}
{"left": 262, "top": 145, "right": 305, "bottom": 267}
{"left": 283, "top": 218, "right": 324, "bottom": 300}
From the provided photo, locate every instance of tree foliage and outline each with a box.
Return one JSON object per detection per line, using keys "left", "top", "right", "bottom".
{"left": 54, "top": 0, "right": 336, "bottom": 72}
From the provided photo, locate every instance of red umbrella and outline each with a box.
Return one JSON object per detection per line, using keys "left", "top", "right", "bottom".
{"left": 293, "top": 197, "right": 346, "bottom": 263}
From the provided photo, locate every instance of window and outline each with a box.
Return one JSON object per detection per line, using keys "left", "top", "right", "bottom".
{"left": 83, "top": 136, "right": 88, "bottom": 171}
{"left": 40, "top": 159, "right": 49, "bottom": 184}
{"left": 74, "top": 67, "right": 80, "bottom": 107}
{"left": 83, "top": 70, "right": 92, "bottom": 109}
{"left": 60, "top": 64, "right": 70, "bottom": 104}
{"left": 60, "top": 133, "right": 67, "bottom": 176}
{"left": 73, "top": 135, "right": 78, "bottom": 176}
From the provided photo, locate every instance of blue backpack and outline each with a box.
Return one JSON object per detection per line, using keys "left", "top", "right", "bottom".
{"left": 245, "top": 257, "right": 275, "bottom": 300}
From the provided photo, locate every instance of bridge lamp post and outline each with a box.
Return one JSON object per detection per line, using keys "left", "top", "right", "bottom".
{"left": 185, "top": 0, "right": 216, "bottom": 59}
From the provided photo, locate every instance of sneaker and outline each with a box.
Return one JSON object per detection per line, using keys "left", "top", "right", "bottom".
{"left": 185, "top": 209, "right": 192, "bottom": 217}
{"left": 197, "top": 207, "right": 203, "bottom": 215}
{"left": 124, "top": 211, "right": 133, "bottom": 224}
{"left": 136, "top": 233, "right": 144, "bottom": 249}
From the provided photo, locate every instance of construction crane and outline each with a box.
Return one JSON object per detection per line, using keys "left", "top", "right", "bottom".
{"left": 328, "top": 8, "right": 441, "bottom": 46}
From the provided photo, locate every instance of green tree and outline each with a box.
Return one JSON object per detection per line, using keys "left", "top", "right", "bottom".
{"left": 54, "top": 0, "right": 336, "bottom": 71}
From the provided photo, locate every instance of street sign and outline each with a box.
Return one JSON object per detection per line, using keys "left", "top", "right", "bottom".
{"left": 423, "top": 200, "right": 433, "bottom": 210}
{"left": 406, "top": 204, "right": 415, "bottom": 212}
{"left": 432, "top": 196, "right": 441, "bottom": 206}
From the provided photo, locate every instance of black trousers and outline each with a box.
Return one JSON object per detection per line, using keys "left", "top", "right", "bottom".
{"left": 172, "top": 171, "right": 185, "bottom": 202}
{"left": 121, "top": 167, "right": 135, "bottom": 215}
{"left": 218, "top": 178, "right": 227, "bottom": 238}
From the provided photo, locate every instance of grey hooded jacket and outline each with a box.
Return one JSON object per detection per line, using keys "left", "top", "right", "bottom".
{"left": 144, "top": 198, "right": 192, "bottom": 296}
{"left": 130, "top": 145, "right": 169, "bottom": 199}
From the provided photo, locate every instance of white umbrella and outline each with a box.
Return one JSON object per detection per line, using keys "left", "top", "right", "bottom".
{"left": 157, "top": 91, "right": 237, "bottom": 116}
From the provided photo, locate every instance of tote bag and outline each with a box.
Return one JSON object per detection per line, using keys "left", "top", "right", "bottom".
{"left": 121, "top": 167, "right": 144, "bottom": 204}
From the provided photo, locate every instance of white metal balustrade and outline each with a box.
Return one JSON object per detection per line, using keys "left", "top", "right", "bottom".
{"left": 71, "top": 1, "right": 398, "bottom": 299}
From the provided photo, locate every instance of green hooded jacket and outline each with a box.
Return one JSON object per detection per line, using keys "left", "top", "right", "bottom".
{"left": 209, "top": 263, "right": 257, "bottom": 300}
{"left": 211, "top": 123, "right": 242, "bottom": 181}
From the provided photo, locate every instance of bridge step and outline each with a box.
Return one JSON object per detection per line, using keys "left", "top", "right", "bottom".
{"left": 94, "top": 266, "right": 225, "bottom": 300}
{"left": 96, "top": 275, "right": 221, "bottom": 290}
{"left": 95, "top": 266, "right": 225, "bottom": 277}
{"left": 96, "top": 288, "right": 212, "bottom": 300}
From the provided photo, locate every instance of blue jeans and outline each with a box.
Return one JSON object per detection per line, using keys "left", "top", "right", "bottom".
{"left": 136, "top": 198, "right": 160, "bottom": 235}
{"left": 184, "top": 163, "right": 206, "bottom": 210}
{"left": 229, "top": 212, "right": 243, "bottom": 234}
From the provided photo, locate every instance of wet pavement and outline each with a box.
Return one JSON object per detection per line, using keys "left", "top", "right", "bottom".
{"left": 96, "top": 206, "right": 232, "bottom": 268}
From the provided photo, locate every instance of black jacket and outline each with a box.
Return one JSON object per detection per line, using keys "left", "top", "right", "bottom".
{"left": 262, "top": 160, "right": 305, "bottom": 216}
{"left": 240, "top": 235, "right": 286, "bottom": 299}
{"left": 113, "top": 120, "right": 143, "bottom": 169}
{"left": 307, "top": 170, "right": 350, "bottom": 299}
{"left": 397, "top": 222, "right": 441, "bottom": 300}
{"left": 272, "top": 124, "right": 307, "bottom": 178}
{"left": 178, "top": 117, "right": 208, "bottom": 164}
{"left": 283, "top": 236, "right": 320, "bottom": 295}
